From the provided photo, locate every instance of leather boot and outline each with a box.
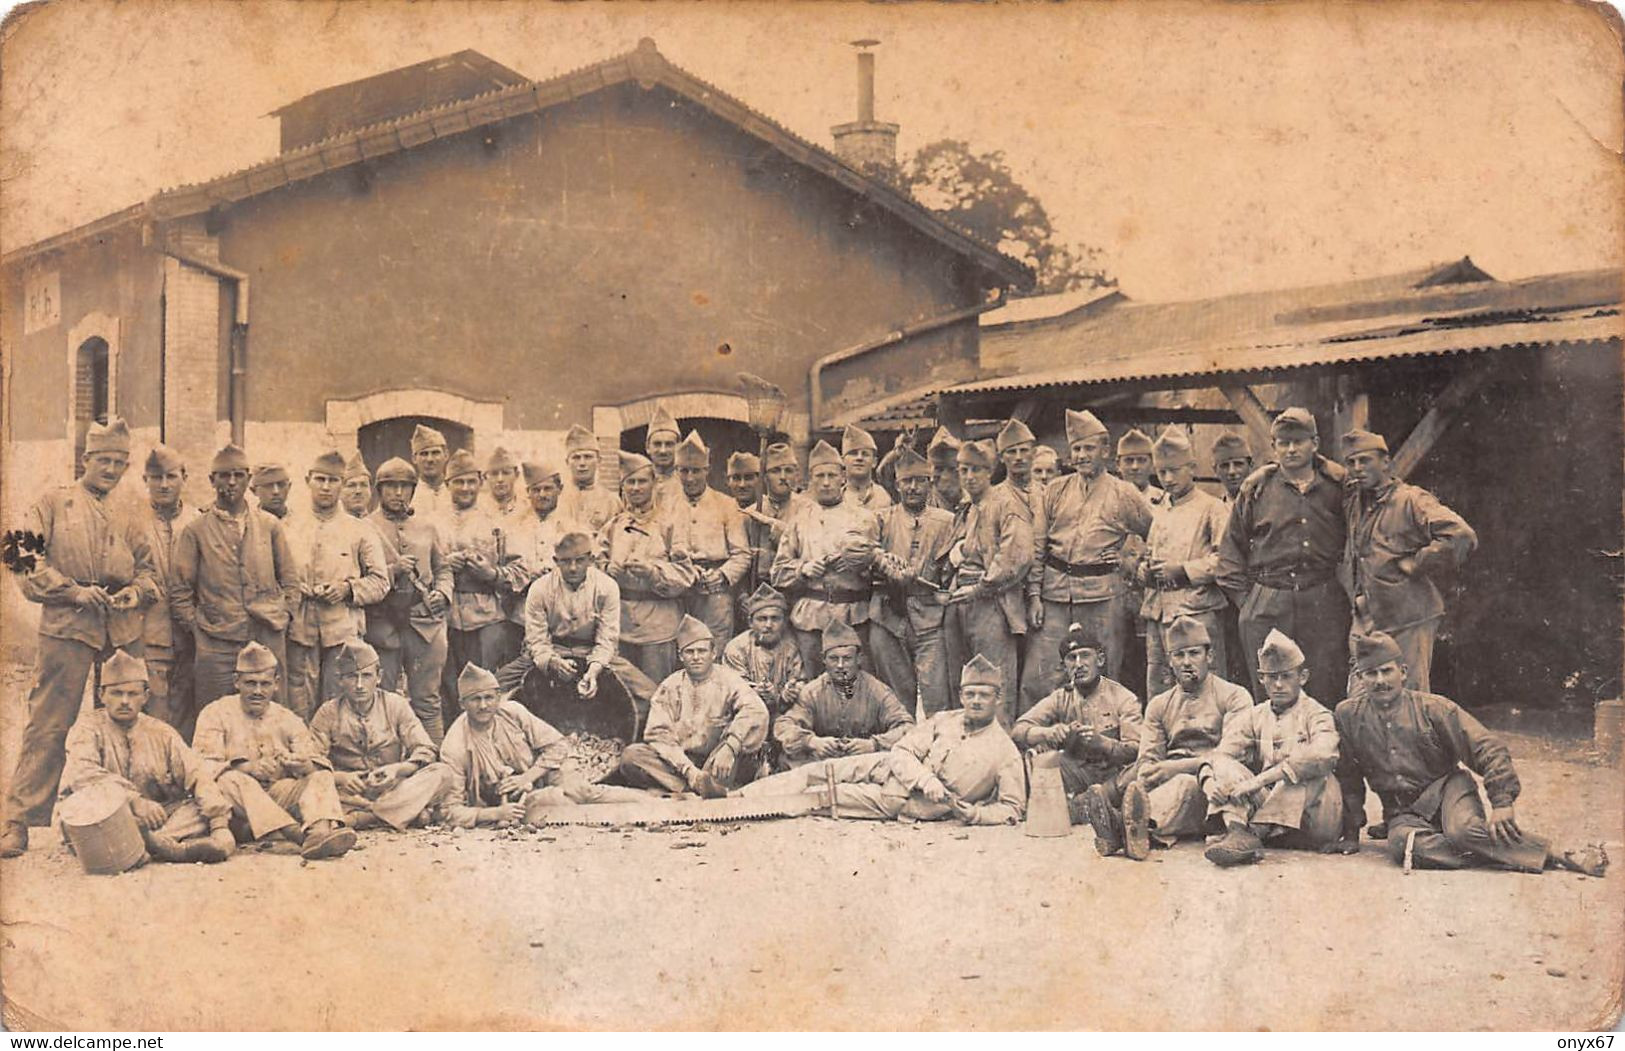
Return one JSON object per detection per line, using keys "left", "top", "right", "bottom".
{"left": 0, "top": 822, "right": 28, "bottom": 858}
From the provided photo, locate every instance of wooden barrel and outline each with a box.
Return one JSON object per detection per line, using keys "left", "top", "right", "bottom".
{"left": 58, "top": 783, "right": 147, "bottom": 875}
{"left": 1595, "top": 699, "right": 1624, "bottom": 762}
{"left": 519, "top": 664, "right": 641, "bottom": 781}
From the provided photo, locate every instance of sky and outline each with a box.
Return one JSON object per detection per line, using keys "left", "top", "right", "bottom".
{"left": 2, "top": 0, "right": 1621, "bottom": 301}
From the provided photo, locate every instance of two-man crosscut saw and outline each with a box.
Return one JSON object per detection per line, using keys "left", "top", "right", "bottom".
{"left": 528, "top": 792, "right": 827, "bottom": 827}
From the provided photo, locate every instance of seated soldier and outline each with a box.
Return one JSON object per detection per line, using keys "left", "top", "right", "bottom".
{"left": 1106, "top": 615, "right": 1252, "bottom": 860}
{"left": 1199, "top": 630, "right": 1342, "bottom": 867}
{"left": 742, "top": 654, "right": 1025, "bottom": 826}
{"left": 1012, "top": 624, "right": 1141, "bottom": 839}
{"left": 722, "top": 584, "right": 806, "bottom": 773}
{"left": 1331, "top": 632, "right": 1607, "bottom": 876}
{"left": 193, "top": 642, "right": 356, "bottom": 861}
{"left": 309, "top": 639, "right": 456, "bottom": 830}
{"left": 776, "top": 621, "right": 913, "bottom": 769}
{"left": 438, "top": 663, "right": 649, "bottom": 828}
{"left": 60, "top": 650, "right": 236, "bottom": 865}
{"left": 497, "top": 531, "right": 658, "bottom": 711}
{"left": 618, "top": 615, "right": 770, "bottom": 798}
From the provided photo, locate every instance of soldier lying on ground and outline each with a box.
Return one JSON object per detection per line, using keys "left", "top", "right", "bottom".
{"left": 741, "top": 654, "right": 1025, "bottom": 825}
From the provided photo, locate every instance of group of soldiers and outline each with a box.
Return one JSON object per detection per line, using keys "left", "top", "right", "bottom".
{"left": 0, "top": 400, "right": 1607, "bottom": 878}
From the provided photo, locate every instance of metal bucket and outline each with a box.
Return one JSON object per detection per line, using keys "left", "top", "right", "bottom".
{"left": 58, "top": 783, "right": 147, "bottom": 875}
{"left": 519, "top": 663, "right": 641, "bottom": 783}
{"left": 1024, "top": 751, "right": 1072, "bottom": 838}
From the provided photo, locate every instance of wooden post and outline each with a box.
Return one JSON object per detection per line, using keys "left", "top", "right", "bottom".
{"left": 1390, "top": 362, "right": 1498, "bottom": 480}
{"left": 1218, "top": 382, "right": 1275, "bottom": 456}
{"left": 1330, "top": 373, "right": 1370, "bottom": 453}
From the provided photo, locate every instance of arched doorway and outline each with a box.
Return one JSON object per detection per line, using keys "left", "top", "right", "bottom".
{"left": 72, "top": 336, "right": 111, "bottom": 475}
{"left": 358, "top": 416, "right": 473, "bottom": 476}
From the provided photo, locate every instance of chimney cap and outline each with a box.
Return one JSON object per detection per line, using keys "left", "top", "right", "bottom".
{"left": 850, "top": 38, "right": 881, "bottom": 49}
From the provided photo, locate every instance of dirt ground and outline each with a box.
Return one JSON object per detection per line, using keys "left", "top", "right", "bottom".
{"left": 0, "top": 655, "right": 1620, "bottom": 1030}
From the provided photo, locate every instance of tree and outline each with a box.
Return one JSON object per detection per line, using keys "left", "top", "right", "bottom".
{"left": 895, "top": 139, "right": 1114, "bottom": 295}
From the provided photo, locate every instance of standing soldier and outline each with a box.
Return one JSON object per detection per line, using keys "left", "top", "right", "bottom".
{"left": 408, "top": 424, "right": 452, "bottom": 525}
{"left": 993, "top": 418, "right": 1040, "bottom": 515}
{"left": 645, "top": 401, "right": 684, "bottom": 512}
{"left": 557, "top": 424, "right": 618, "bottom": 535}
{"left": 1115, "top": 429, "right": 1157, "bottom": 498}
{"left": 1115, "top": 427, "right": 1159, "bottom": 698}
{"left": 1210, "top": 429, "right": 1254, "bottom": 686}
{"left": 770, "top": 440, "right": 881, "bottom": 677}
{"left": 283, "top": 449, "right": 391, "bottom": 721}
{"left": 841, "top": 424, "right": 893, "bottom": 512}
{"left": 739, "top": 443, "right": 806, "bottom": 609}
{"left": 926, "top": 427, "right": 964, "bottom": 512}
{"left": 943, "top": 440, "right": 1033, "bottom": 726}
{"left": 340, "top": 453, "right": 373, "bottom": 519}
{"left": 1217, "top": 407, "right": 1350, "bottom": 705}
{"left": 1030, "top": 445, "right": 1062, "bottom": 490}
{"left": 438, "top": 449, "right": 523, "bottom": 728}
{"left": 668, "top": 432, "right": 751, "bottom": 644}
{"left": 1024, "top": 409, "right": 1153, "bottom": 709}
{"left": 602, "top": 452, "right": 697, "bottom": 689}
{"left": 249, "top": 463, "right": 292, "bottom": 520}
{"left": 0, "top": 418, "right": 157, "bottom": 859}
{"left": 499, "top": 459, "right": 571, "bottom": 671}
{"left": 1139, "top": 429, "right": 1231, "bottom": 697}
{"left": 1212, "top": 430, "right": 1255, "bottom": 503}
{"left": 365, "top": 458, "right": 453, "bottom": 744}
{"left": 869, "top": 447, "right": 956, "bottom": 715}
{"left": 481, "top": 446, "right": 524, "bottom": 521}
{"left": 135, "top": 444, "right": 200, "bottom": 737}
{"left": 171, "top": 443, "right": 298, "bottom": 710}
{"left": 725, "top": 450, "right": 764, "bottom": 606}
{"left": 1341, "top": 428, "right": 1476, "bottom": 692}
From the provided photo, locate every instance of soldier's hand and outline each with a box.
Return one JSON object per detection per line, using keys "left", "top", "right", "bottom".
{"left": 577, "top": 665, "right": 602, "bottom": 699}
{"left": 491, "top": 800, "right": 526, "bottom": 826}
{"left": 130, "top": 797, "right": 167, "bottom": 830}
{"left": 948, "top": 797, "right": 976, "bottom": 823}
{"left": 782, "top": 681, "right": 802, "bottom": 705}
{"left": 920, "top": 777, "right": 951, "bottom": 804}
{"left": 72, "top": 585, "right": 111, "bottom": 610}
{"left": 465, "top": 553, "right": 496, "bottom": 581}
{"left": 334, "top": 771, "right": 367, "bottom": 796}
{"left": 281, "top": 755, "right": 315, "bottom": 778}
{"left": 800, "top": 561, "right": 827, "bottom": 581}
{"left": 808, "top": 736, "right": 843, "bottom": 761}
{"left": 1138, "top": 760, "right": 1169, "bottom": 788}
{"left": 706, "top": 744, "right": 737, "bottom": 784}
{"left": 424, "top": 591, "right": 449, "bottom": 615}
{"left": 240, "top": 758, "right": 281, "bottom": 783}
{"left": 497, "top": 773, "right": 533, "bottom": 799}
{"left": 397, "top": 554, "right": 419, "bottom": 575}
{"left": 108, "top": 586, "right": 142, "bottom": 611}
{"left": 1027, "top": 596, "right": 1044, "bottom": 627}
{"left": 1489, "top": 805, "right": 1523, "bottom": 845}
{"left": 547, "top": 655, "right": 579, "bottom": 681}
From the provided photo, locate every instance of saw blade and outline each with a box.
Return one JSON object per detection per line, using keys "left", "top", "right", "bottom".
{"left": 529, "top": 792, "right": 825, "bottom": 827}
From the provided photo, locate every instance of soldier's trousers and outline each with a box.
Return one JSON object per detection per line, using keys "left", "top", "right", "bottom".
{"left": 335, "top": 762, "right": 457, "bottom": 830}
{"left": 216, "top": 769, "right": 345, "bottom": 841}
{"left": 1145, "top": 772, "right": 1210, "bottom": 842}
{"left": 194, "top": 625, "right": 288, "bottom": 710}
{"left": 944, "top": 598, "right": 1020, "bottom": 727}
{"left": 1239, "top": 580, "right": 1350, "bottom": 707}
{"left": 868, "top": 619, "right": 949, "bottom": 717}
{"left": 443, "top": 622, "right": 509, "bottom": 727}
{"left": 618, "top": 743, "right": 758, "bottom": 794}
{"left": 64, "top": 797, "right": 224, "bottom": 857}
{"left": 144, "top": 630, "right": 198, "bottom": 743}
{"left": 1021, "top": 597, "right": 1131, "bottom": 714}
{"left": 1057, "top": 755, "right": 1134, "bottom": 803}
{"left": 740, "top": 753, "right": 953, "bottom": 821}
{"left": 6, "top": 635, "right": 135, "bottom": 827}
{"left": 376, "top": 624, "right": 449, "bottom": 745}
{"left": 1385, "top": 770, "right": 1550, "bottom": 872}
{"left": 285, "top": 640, "right": 348, "bottom": 723}
{"left": 1147, "top": 611, "right": 1229, "bottom": 700}
{"left": 1201, "top": 754, "right": 1341, "bottom": 847}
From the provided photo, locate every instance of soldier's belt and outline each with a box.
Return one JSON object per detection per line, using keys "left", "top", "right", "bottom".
{"left": 799, "top": 584, "right": 871, "bottom": 604}
{"left": 1043, "top": 553, "right": 1118, "bottom": 577}
{"left": 1253, "top": 570, "right": 1334, "bottom": 591}
{"left": 693, "top": 557, "right": 729, "bottom": 570}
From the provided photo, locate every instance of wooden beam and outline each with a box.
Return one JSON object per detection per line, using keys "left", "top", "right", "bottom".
{"left": 1218, "top": 382, "right": 1275, "bottom": 455}
{"left": 1391, "top": 363, "right": 1499, "bottom": 480}
{"left": 1330, "top": 373, "right": 1370, "bottom": 451}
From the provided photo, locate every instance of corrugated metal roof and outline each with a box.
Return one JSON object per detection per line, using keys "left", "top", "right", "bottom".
{"left": 945, "top": 306, "right": 1621, "bottom": 394}
{"left": 6, "top": 40, "right": 1034, "bottom": 288}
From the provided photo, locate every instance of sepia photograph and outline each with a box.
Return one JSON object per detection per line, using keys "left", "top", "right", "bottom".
{"left": 0, "top": 0, "right": 1621, "bottom": 1034}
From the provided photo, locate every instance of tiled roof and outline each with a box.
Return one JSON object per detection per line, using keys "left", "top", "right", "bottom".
{"left": 6, "top": 40, "right": 1034, "bottom": 288}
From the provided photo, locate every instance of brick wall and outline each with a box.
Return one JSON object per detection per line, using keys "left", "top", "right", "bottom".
{"left": 163, "top": 257, "right": 224, "bottom": 507}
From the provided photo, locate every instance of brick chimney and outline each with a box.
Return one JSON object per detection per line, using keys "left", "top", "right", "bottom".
{"left": 831, "top": 40, "right": 899, "bottom": 173}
